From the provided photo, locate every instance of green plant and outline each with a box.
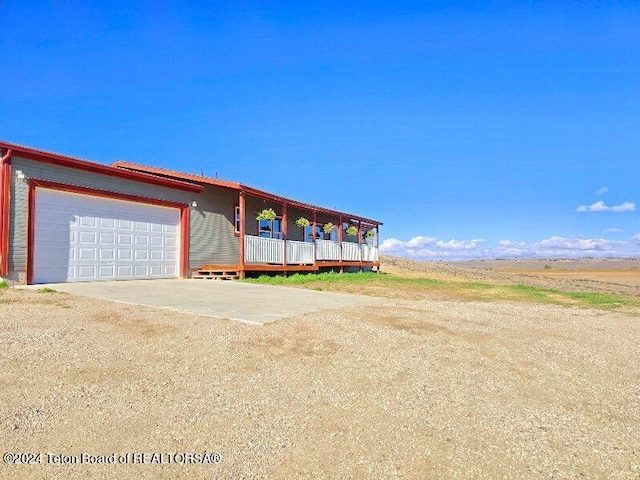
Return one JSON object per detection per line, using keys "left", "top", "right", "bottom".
{"left": 323, "top": 222, "right": 335, "bottom": 234}
{"left": 37, "top": 287, "right": 57, "bottom": 293}
{"left": 295, "top": 217, "right": 311, "bottom": 228}
{"left": 0, "top": 280, "right": 9, "bottom": 289}
{"left": 255, "top": 208, "right": 277, "bottom": 221}
{"left": 345, "top": 225, "right": 358, "bottom": 236}
{"left": 364, "top": 228, "right": 376, "bottom": 238}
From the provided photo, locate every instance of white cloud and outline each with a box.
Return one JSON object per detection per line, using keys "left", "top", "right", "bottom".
{"left": 576, "top": 201, "right": 635, "bottom": 212}
{"left": 603, "top": 228, "right": 624, "bottom": 233}
{"left": 380, "top": 236, "right": 488, "bottom": 260}
{"left": 596, "top": 187, "right": 608, "bottom": 196}
{"left": 383, "top": 234, "right": 640, "bottom": 261}
{"left": 379, "top": 238, "right": 406, "bottom": 252}
{"left": 435, "top": 238, "right": 486, "bottom": 250}
{"left": 538, "top": 236, "right": 613, "bottom": 250}
{"left": 405, "top": 236, "right": 437, "bottom": 248}
{"left": 380, "top": 236, "right": 438, "bottom": 253}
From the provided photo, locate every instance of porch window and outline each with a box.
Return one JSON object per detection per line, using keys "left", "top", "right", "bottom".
{"left": 304, "top": 225, "right": 321, "bottom": 242}
{"left": 258, "top": 217, "right": 283, "bottom": 239}
{"left": 234, "top": 205, "right": 240, "bottom": 235}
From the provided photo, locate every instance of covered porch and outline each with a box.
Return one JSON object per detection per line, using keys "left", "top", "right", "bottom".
{"left": 196, "top": 188, "right": 381, "bottom": 279}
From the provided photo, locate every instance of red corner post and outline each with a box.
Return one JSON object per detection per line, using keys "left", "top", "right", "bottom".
{"left": 0, "top": 149, "right": 13, "bottom": 277}
{"left": 239, "top": 191, "right": 246, "bottom": 278}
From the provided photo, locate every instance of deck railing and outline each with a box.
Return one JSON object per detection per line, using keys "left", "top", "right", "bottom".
{"left": 316, "top": 239, "right": 341, "bottom": 261}
{"left": 341, "top": 242, "right": 362, "bottom": 261}
{"left": 362, "top": 244, "right": 379, "bottom": 262}
{"left": 243, "top": 235, "right": 378, "bottom": 265}
{"left": 286, "top": 240, "right": 315, "bottom": 265}
{"left": 244, "top": 236, "right": 284, "bottom": 264}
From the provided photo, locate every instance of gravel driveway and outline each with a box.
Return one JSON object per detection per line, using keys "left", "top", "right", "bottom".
{"left": 1, "top": 286, "right": 639, "bottom": 479}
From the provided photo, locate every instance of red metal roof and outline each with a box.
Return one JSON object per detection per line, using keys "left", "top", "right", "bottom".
{"left": 113, "top": 161, "right": 383, "bottom": 225}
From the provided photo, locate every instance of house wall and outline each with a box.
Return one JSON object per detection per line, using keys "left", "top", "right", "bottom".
{"left": 8, "top": 157, "right": 239, "bottom": 281}
{"left": 190, "top": 185, "right": 239, "bottom": 266}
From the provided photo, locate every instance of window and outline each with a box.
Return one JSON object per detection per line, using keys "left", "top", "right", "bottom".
{"left": 234, "top": 205, "right": 241, "bottom": 235}
{"left": 304, "top": 225, "right": 321, "bottom": 242}
{"left": 258, "top": 217, "right": 283, "bottom": 239}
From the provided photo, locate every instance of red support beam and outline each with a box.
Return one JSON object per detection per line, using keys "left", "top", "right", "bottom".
{"left": 180, "top": 206, "right": 190, "bottom": 279}
{"left": 312, "top": 211, "right": 317, "bottom": 241}
{"left": 0, "top": 149, "right": 13, "bottom": 277}
{"left": 239, "top": 191, "right": 246, "bottom": 278}
{"left": 282, "top": 203, "right": 287, "bottom": 266}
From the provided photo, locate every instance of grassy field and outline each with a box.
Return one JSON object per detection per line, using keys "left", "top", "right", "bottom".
{"left": 243, "top": 271, "right": 640, "bottom": 310}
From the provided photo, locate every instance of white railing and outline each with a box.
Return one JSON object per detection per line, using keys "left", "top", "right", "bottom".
{"left": 286, "top": 240, "right": 315, "bottom": 264}
{"left": 244, "top": 236, "right": 284, "bottom": 264}
{"left": 243, "top": 235, "right": 378, "bottom": 264}
{"left": 316, "top": 239, "right": 341, "bottom": 261}
{"left": 341, "top": 242, "right": 362, "bottom": 261}
{"left": 362, "top": 244, "right": 379, "bottom": 262}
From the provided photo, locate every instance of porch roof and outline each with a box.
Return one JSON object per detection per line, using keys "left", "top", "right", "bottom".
{"left": 113, "top": 161, "right": 383, "bottom": 226}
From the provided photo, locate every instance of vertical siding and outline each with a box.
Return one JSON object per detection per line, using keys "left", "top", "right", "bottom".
{"left": 8, "top": 157, "right": 240, "bottom": 276}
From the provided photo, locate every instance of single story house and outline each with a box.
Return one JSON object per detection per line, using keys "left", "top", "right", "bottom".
{"left": 0, "top": 141, "right": 381, "bottom": 284}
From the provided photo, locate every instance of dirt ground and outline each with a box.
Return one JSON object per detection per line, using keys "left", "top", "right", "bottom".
{"left": 1, "top": 259, "right": 640, "bottom": 479}
{"left": 381, "top": 255, "right": 640, "bottom": 297}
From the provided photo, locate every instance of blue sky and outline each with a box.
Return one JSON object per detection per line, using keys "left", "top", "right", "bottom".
{"left": 1, "top": 1, "right": 639, "bottom": 260}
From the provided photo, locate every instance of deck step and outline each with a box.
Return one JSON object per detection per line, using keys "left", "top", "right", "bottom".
{"left": 192, "top": 266, "right": 240, "bottom": 281}
{"left": 192, "top": 274, "right": 240, "bottom": 281}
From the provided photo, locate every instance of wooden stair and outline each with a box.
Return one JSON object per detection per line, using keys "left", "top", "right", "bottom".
{"left": 192, "top": 265, "right": 240, "bottom": 281}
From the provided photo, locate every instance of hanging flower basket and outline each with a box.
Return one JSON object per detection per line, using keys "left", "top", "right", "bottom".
{"left": 255, "top": 208, "right": 277, "bottom": 221}
{"left": 322, "top": 222, "right": 335, "bottom": 234}
{"left": 345, "top": 225, "right": 358, "bottom": 237}
{"left": 295, "top": 217, "right": 311, "bottom": 228}
{"left": 364, "top": 228, "right": 376, "bottom": 238}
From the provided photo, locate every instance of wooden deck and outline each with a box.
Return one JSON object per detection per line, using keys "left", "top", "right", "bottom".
{"left": 194, "top": 261, "right": 380, "bottom": 279}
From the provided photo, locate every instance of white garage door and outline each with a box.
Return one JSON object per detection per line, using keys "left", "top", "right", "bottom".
{"left": 34, "top": 188, "right": 180, "bottom": 283}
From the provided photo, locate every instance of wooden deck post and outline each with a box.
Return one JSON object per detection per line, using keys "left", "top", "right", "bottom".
{"left": 239, "top": 191, "right": 246, "bottom": 279}
{"left": 338, "top": 215, "right": 343, "bottom": 273}
{"left": 282, "top": 203, "right": 287, "bottom": 267}
{"left": 376, "top": 224, "right": 380, "bottom": 272}
{"left": 312, "top": 210, "right": 317, "bottom": 267}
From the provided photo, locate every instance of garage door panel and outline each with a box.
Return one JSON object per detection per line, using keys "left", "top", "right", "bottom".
{"left": 77, "top": 265, "right": 97, "bottom": 280}
{"left": 99, "top": 233, "right": 115, "bottom": 244}
{"left": 78, "top": 248, "right": 97, "bottom": 260}
{"left": 99, "top": 249, "right": 115, "bottom": 260}
{"left": 34, "top": 189, "right": 181, "bottom": 284}
{"left": 78, "top": 231, "right": 97, "bottom": 244}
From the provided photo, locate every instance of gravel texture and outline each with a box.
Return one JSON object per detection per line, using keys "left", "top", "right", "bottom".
{"left": 1, "top": 269, "right": 639, "bottom": 478}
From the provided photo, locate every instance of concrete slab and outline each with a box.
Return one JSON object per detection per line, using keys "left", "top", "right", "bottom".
{"left": 18, "top": 279, "right": 379, "bottom": 325}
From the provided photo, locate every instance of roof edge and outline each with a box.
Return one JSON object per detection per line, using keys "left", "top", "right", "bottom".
{"left": 0, "top": 140, "right": 202, "bottom": 194}
{"left": 114, "top": 161, "right": 382, "bottom": 226}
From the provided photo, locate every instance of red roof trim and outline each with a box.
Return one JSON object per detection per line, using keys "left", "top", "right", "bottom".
{"left": 113, "top": 161, "right": 241, "bottom": 190}
{"left": 0, "top": 141, "right": 203, "bottom": 193}
{"left": 113, "top": 161, "right": 383, "bottom": 226}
